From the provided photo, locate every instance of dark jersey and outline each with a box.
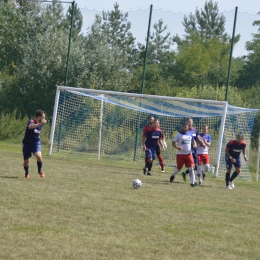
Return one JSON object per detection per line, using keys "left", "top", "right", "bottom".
{"left": 226, "top": 140, "right": 247, "bottom": 159}
{"left": 22, "top": 119, "right": 42, "bottom": 145}
{"left": 145, "top": 129, "right": 163, "bottom": 149}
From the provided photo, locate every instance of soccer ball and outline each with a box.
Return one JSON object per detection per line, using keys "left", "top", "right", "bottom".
{"left": 132, "top": 179, "right": 142, "bottom": 189}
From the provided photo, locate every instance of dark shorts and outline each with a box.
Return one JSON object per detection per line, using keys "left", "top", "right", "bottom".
{"left": 145, "top": 148, "right": 156, "bottom": 161}
{"left": 225, "top": 155, "right": 241, "bottom": 169}
{"left": 23, "top": 143, "right": 41, "bottom": 160}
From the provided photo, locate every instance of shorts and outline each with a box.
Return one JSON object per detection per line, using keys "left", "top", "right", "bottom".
{"left": 176, "top": 154, "right": 194, "bottom": 170}
{"left": 225, "top": 155, "right": 241, "bottom": 169}
{"left": 198, "top": 154, "right": 210, "bottom": 165}
{"left": 23, "top": 143, "right": 41, "bottom": 160}
{"left": 145, "top": 148, "right": 156, "bottom": 161}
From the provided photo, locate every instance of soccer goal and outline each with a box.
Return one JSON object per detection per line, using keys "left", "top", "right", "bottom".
{"left": 49, "top": 86, "right": 259, "bottom": 181}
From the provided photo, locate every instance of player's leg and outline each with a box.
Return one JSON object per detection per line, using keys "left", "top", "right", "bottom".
{"left": 225, "top": 155, "right": 232, "bottom": 189}
{"left": 147, "top": 149, "right": 156, "bottom": 176}
{"left": 203, "top": 155, "right": 210, "bottom": 180}
{"left": 144, "top": 149, "right": 153, "bottom": 176}
{"left": 33, "top": 143, "right": 45, "bottom": 178}
{"left": 23, "top": 144, "right": 31, "bottom": 179}
{"left": 197, "top": 154, "right": 202, "bottom": 185}
{"left": 170, "top": 155, "right": 183, "bottom": 182}
{"left": 185, "top": 154, "right": 196, "bottom": 187}
{"left": 143, "top": 156, "right": 149, "bottom": 175}
{"left": 156, "top": 145, "right": 165, "bottom": 172}
{"left": 229, "top": 159, "right": 241, "bottom": 188}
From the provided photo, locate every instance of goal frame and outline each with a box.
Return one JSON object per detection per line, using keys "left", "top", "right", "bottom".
{"left": 49, "top": 86, "right": 229, "bottom": 177}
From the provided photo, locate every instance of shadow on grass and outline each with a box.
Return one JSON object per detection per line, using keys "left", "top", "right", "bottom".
{"left": 0, "top": 176, "right": 19, "bottom": 179}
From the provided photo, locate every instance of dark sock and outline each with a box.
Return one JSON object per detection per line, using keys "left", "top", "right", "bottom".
{"left": 194, "top": 165, "right": 197, "bottom": 171}
{"left": 225, "top": 172, "right": 230, "bottom": 186}
{"left": 37, "top": 161, "right": 42, "bottom": 173}
{"left": 24, "top": 166, "right": 29, "bottom": 174}
{"left": 185, "top": 169, "right": 189, "bottom": 174}
{"left": 145, "top": 162, "right": 149, "bottom": 168}
{"left": 230, "top": 171, "right": 238, "bottom": 182}
{"left": 148, "top": 162, "right": 153, "bottom": 171}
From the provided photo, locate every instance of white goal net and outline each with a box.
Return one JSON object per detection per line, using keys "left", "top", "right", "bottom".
{"left": 49, "top": 86, "right": 259, "bottom": 181}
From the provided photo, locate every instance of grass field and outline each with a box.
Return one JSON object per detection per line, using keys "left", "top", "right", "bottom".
{"left": 0, "top": 141, "right": 260, "bottom": 260}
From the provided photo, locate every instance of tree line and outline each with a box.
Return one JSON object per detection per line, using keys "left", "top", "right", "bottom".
{"left": 0, "top": 0, "right": 259, "bottom": 146}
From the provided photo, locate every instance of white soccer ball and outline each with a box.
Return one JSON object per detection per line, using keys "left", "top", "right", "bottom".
{"left": 132, "top": 179, "right": 142, "bottom": 189}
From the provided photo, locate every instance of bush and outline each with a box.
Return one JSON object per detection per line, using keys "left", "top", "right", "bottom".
{"left": 0, "top": 110, "right": 50, "bottom": 145}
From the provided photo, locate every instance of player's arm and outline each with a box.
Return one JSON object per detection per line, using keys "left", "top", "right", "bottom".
{"left": 203, "top": 137, "right": 211, "bottom": 147}
{"left": 242, "top": 147, "right": 248, "bottom": 161}
{"left": 142, "top": 132, "right": 147, "bottom": 151}
{"left": 225, "top": 146, "right": 235, "bottom": 162}
{"left": 172, "top": 140, "right": 182, "bottom": 151}
{"left": 28, "top": 120, "right": 46, "bottom": 130}
{"left": 158, "top": 138, "right": 165, "bottom": 151}
{"left": 192, "top": 138, "right": 197, "bottom": 149}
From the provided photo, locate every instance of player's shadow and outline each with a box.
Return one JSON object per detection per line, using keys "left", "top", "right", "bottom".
{"left": 0, "top": 176, "right": 19, "bottom": 179}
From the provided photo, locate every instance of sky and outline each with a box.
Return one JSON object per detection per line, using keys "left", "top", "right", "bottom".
{"left": 75, "top": 0, "right": 260, "bottom": 13}
{"left": 73, "top": 0, "right": 260, "bottom": 56}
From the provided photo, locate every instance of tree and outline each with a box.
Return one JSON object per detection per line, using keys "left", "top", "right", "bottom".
{"left": 171, "top": 0, "right": 240, "bottom": 87}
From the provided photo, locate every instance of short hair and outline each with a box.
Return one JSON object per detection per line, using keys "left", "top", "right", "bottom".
{"left": 236, "top": 133, "right": 244, "bottom": 139}
{"left": 202, "top": 124, "right": 209, "bottom": 128}
{"left": 36, "top": 110, "right": 46, "bottom": 118}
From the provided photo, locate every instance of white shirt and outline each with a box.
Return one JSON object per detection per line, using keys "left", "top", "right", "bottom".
{"left": 173, "top": 131, "right": 193, "bottom": 155}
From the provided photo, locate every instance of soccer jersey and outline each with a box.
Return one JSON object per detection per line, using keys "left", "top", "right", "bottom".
{"left": 172, "top": 131, "right": 194, "bottom": 155}
{"left": 226, "top": 140, "right": 247, "bottom": 159}
{"left": 22, "top": 119, "right": 42, "bottom": 145}
{"left": 145, "top": 129, "right": 163, "bottom": 149}
{"left": 187, "top": 127, "right": 199, "bottom": 153}
{"left": 197, "top": 133, "right": 211, "bottom": 154}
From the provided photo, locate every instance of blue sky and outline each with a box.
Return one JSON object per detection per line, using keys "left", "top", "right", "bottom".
{"left": 76, "top": 0, "right": 260, "bottom": 13}
{"left": 74, "top": 0, "right": 260, "bottom": 56}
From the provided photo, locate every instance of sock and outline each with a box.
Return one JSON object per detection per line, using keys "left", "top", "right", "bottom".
{"left": 189, "top": 167, "right": 195, "bottom": 184}
{"left": 230, "top": 171, "right": 238, "bottom": 182}
{"left": 145, "top": 162, "right": 149, "bottom": 168}
{"left": 37, "top": 161, "right": 42, "bottom": 173}
{"left": 185, "top": 169, "right": 189, "bottom": 174}
{"left": 225, "top": 172, "right": 230, "bottom": 186}
{"left": 148, "top": 162, "right": 153, "bottom": 171}
{"left": 24, "top": 165, "right": 29, "bottom": 174}
{"left": 157, "top": 154, "right": 164, "bottom": 169}
{"left": 173, "top": 168, "right": 179, "bottom": 176}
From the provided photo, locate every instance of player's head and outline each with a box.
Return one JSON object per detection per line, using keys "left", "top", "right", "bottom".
{"left": 153, "top": 119, "right": 160, "bottom": 129}
{"left": 35, "top": 110, "right": 46, "bottom": 123}
{"left": 236, "top": 134, "right": 244, "bottom": 144}
{"left": 181, "top": 122, "right": 189, "bottom": 133}
{"left": 148, "top": 116, "right": 154, "bottom": 125}
{"left": 202, "top": 125, "right": 209, "bottom": 134}
{"left": 186, "top": 118, "right": 193, "bottom": 129}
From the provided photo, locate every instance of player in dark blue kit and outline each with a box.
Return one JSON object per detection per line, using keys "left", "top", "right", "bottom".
{"left": 22, "top": 110, "right": 47, "bottom": 179}
{"left": 225, "top": 134, "right": 248, "bottom": 189}
{"left": 142, "top": 119, "right": 165, "bottom": 176}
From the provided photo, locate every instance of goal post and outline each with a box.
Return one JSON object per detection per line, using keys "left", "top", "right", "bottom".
{"left": 49, "top": 86, "right": 259, "bottom": 181}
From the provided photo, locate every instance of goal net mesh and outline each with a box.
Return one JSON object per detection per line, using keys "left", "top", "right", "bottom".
{"left": 50, "top": 87, "right": 259, "bottom": 181}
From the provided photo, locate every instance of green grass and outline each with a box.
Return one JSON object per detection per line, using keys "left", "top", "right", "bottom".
{"left": 0, "top": 142, "right": 260, "bottom": 260}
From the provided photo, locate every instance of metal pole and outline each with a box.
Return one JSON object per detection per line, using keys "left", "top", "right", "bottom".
{"left": 133, "top": 5, "right": 153, "bottom": 161}
{"left": 64, "top": 0, "right": 75, "bottom": 86}
{"left": 225, "top": 6, "right": 238, "bottom": 101}
{"left": 256, "top": 130, "right": 260, "bottom": 181}
{"left": 141, "top": 4, "right": 153, "bottom": 94}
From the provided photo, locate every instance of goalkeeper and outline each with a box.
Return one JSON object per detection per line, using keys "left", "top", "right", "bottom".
{"left": 142, "top": 116, "right": 166, "bottom": 172}
{"left": 142, "top": 119, "right": 165, "bottom": 176}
